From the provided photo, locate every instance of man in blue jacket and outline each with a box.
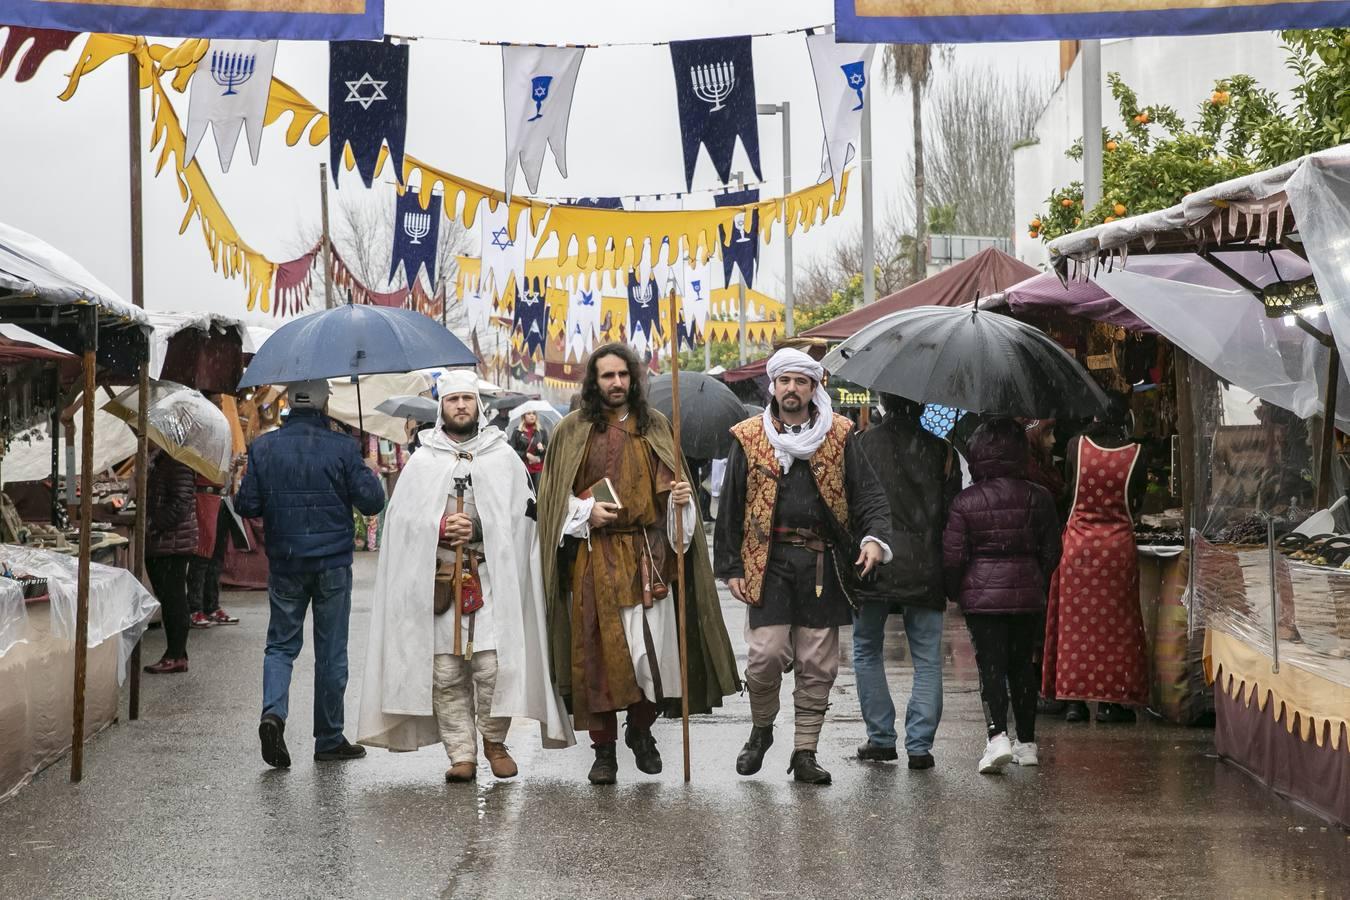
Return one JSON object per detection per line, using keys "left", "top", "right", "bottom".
{"left": 236, "top": 379, "right": 387, "bottom": 768}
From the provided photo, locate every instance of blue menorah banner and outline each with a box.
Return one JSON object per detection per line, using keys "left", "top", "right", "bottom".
{"left": 0, "top": 0, "right": 382, "bottom": 40}
{"left": 834, "top": 0, "right": 1350, "bottom": 43}
{"left": 626, "top": 270, "right": 662, "bottom": 347}
{"left": 668, "top": 35, "right": 761, "bottom": 190}
{"left": 329, "top": 40, "right": 408, "bottom": 189}
{"left": 389, "top": 191, "right": 442, "bottom": 288}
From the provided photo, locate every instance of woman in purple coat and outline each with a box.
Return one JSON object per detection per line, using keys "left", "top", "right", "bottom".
{"left": 943, "top": 419, "right": 1061, "bottom": 774}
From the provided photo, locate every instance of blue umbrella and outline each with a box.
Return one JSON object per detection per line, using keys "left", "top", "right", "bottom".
{"left": 238, "top": 304, "right": 476, "bottom": 388}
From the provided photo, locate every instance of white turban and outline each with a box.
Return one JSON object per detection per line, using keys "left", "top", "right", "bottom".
{"left": 436, "top": 368, "right": 486, "bottom": 429}
{"left": 762, "top": 348, "right": 834, "bottom": 472}
{"left": 765, "top": 347, "right": 824, "bottom": 384}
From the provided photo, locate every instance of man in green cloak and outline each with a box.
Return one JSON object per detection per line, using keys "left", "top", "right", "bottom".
{"left": 538, "top": 343, "right": 740, "bottom": 784}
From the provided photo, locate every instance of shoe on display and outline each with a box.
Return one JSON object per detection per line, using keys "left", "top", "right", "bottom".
{"left": 978, "top": 733, "right": 1014, "bottom": 774}
{"left": 1011, "top": 741, "right": 1040, "bottom": 767}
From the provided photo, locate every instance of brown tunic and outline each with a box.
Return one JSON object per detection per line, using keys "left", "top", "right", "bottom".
{"left": 567, "top": 412, "right": 676, "bottom": 731}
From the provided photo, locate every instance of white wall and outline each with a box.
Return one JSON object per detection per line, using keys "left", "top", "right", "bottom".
{"left": 1013, "top": 32, "right": 1299, "bottom": 269}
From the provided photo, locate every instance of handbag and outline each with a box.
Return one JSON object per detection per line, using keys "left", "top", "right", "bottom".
{"left": 433, "top": 557, "right": 485, "bottom": 616}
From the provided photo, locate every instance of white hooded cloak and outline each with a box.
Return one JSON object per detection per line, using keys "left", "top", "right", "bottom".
{"left": 357, "top": 379, "right": 574, "bottom": 751}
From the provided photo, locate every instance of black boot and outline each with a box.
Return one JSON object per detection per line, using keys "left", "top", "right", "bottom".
{"left": 787, "top": 749, "right": 832, "bottom": 785}
{"left": 624, "top": 724, "right": 662, "bottom": 775}
{"left": 735, "top": 725, "right": 775, "bottom": 776}
{"left": 1095, "top": 703, "right": 1137, "bottom": 724}
{"left": 588, "top": 743, "right": 618, "bottom": 785}
{"left": 1064, "top": 701, "right": 1090, "bottom": 723}
{"left": 258, "top": 714, "right": 290, "bottom": 769}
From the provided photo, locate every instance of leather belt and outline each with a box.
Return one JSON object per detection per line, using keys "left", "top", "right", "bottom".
{"left": 772, "top": 526, "right": 831, "bottom": 598}
{"left": 196, "top": 486, "right": 224, "bottom": 495}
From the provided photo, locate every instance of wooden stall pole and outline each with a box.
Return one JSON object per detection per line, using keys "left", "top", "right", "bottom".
{"left": 320, "top": 163, "right": 334, "bottom": 309}
{"left": 666, "top": 284, "right": 692, "bottom": 783}
{"left": 1173, "top": 348, "right": 1198, "bottom": 638}
{"left": 71, "top": 307, "right": 98, "bottom": 783}
{"left": 1316, "top": 344, "right": 1340, "bottom": 509}
{"left": 129, "top": 356, "right": 149, "bottom": 720}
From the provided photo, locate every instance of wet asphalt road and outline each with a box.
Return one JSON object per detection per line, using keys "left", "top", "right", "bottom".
{"left": 2, "top": 551, "right": 1348, "bottom": 899}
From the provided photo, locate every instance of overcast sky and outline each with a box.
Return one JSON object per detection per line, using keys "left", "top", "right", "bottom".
{"left": 0, "top": 1, "right": 1058, "bottom": 327}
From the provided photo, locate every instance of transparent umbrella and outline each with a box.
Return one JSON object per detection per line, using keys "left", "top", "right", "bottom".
{"left": 103, "top": 381, "right": 232, "bottom": 483}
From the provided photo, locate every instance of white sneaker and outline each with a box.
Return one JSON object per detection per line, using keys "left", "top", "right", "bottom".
{"left": 1012, "top": 740, "right": 1039, "bottom": 767}
{"left": 978, "top": 733, "right": 1014, "bottom": 774}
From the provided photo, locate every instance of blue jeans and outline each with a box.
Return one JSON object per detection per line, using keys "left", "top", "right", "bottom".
{"left": 261, "top": 566, "right": 353, "bottom": 753}
{"left": 852, "top": 603, "right": 944, "bottom": 755}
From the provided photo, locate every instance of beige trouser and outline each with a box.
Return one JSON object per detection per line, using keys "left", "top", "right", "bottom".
{"left": 744, "top": 622, "right": 840, "bottom": 751}
{"left": 432, "top": 651, "right": 510, "bottom": 765}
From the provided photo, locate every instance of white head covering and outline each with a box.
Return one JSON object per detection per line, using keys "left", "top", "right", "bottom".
{"left": 288, "top": 379, "right": 330, "bottom": 410}
{"left": 436, "top": 369, "right": 487, "bottom": 432}
{"left": 762, "top": 348, "right": 835, "bottom": 473}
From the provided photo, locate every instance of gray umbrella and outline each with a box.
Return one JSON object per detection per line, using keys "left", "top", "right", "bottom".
{"left": 648, "top": 372, "right": 748, "bottom": 459}
{"left": 822, "top": 305, "right": 1109, "bottom": 419}
{"left": 375, "top": 394, "right": 438, "bottom": 423}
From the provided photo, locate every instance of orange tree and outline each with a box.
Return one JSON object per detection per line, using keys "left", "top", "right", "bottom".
{"left": 1030, "top": 29, "right": 1350, "bottom": 242}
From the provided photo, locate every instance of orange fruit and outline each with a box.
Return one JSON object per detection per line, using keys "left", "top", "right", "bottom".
{"left": 1074, "top": 217, "right": 1082, "bottom": 225}
{"left": 1030, "top": 217, "right": 1042, "bottom": 229}
{"left": 1029, "top": 230, "right": 1039, "bottom": 239}
{"left": 1113, "top": 202, "right": 1127, "bottom": 216}
{"left": 1106, "top": 140, "right": 1119, "bottom": 151}
{"left": 1061, "top": 198, "right": 1074, "bottom": 208}
{"left": 1104, "top": 215, "right": 1117, "bottom": 223}
{"left": 1134, "top": 112, "right": 1150, "bottom": 124}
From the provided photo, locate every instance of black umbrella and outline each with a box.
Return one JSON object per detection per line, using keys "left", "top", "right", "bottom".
{"left": 648, "top": 372, "right": 747, "bottom": 459}
{"left": 821, "top": 305, "right": 1108, "bottom": 420}
{"left": 375, "top": 394, "right": 438, "bottom": 423}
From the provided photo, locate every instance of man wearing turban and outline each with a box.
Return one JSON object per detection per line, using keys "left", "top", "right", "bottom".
{"left": 715, "top": 348, "right": 892, "bottom": 784}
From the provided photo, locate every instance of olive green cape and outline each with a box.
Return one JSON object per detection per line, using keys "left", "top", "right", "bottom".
{"left": 537, "top": 409, "right": 741, "bottom": 716}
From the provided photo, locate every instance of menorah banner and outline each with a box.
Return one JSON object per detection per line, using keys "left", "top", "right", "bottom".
{"left": 833, "top": 0, "right": 1350, "bottom": 43}
{"left": 185, "top": 39, "right": 278, "bottom": 173}
{"left": 669, "top": 35, "right": 761, "bottom": 190}
{"left": 0, "top": 0, "right": 382, "bottom": 40}
{"left": 389, "top": 190, "right": 442, "bottom": 287}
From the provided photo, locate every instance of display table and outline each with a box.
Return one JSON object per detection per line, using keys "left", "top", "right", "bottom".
{"left": 1206, "top": 628, "right": 1350, "bottom": 826}
{"left": 0, "top": 545, "right": 158, "bottom": 802}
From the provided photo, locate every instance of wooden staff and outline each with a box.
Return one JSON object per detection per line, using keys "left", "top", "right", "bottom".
{"left": 71, "top": 307, "right": 97, "bottom": 783}
{"left": 666, "top": 285, "right": 691, "bottom": 783}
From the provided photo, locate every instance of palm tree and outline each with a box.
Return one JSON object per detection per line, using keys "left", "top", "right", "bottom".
{"left": 883, "top": 44, "right": 935, "bottom": 282}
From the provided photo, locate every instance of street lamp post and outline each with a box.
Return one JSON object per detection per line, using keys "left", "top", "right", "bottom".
{"left": 757, "top": 102, "right": 793, "bottom": 336}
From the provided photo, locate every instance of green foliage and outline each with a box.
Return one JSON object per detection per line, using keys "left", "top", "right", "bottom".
{"left": 927, "top": 203, "right": 959, "bottom": 235}
{"left": 1031, "top": 30, "right": 1350, "bottom": 242}
{"left": 794, "top": 273, "right": 865, "bottom": 332}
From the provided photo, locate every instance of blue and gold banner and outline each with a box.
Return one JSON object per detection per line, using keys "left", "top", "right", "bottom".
{"left": 0, "top": 0, "right": 382, "bottom": 41}
{"left": 834, "top": 0, "right": 1350, "bottom": 43}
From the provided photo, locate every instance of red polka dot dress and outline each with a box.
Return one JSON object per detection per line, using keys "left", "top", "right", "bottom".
{"left": 1042, "top": 437, "right": 1149, "bottom": 706}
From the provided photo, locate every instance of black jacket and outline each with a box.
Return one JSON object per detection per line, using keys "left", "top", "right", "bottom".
{"left": 858, "top": 413, "right": 961, "bottom": 610}
{"left": 145, "top": 451, "right": 199, "bottom": 558}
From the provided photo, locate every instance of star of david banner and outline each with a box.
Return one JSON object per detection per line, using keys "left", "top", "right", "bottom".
{"left": 185, "top": 39, "right": 278, "bottom": 173}
{"left": 832, "top": 0, "right": 1350, "bottom": 43}
{"left": 669, "top": 35, "right": 761, "bottom": 190}
{"left": 502, "top": 45, "right": 585, "bottom": 198}
{"left": 390, "top": 190, "right": 442, "bottom": 288}
{"left": 806, "top": 33, "right": 874, "bottom": 195}
{"left": 716, "top": 188, "right": 759, "bottom": 290}
{"left": 513, "top": 275, "right": 549, "bottom": 359}
{"left": 328, "top": 40, "right": 408, "bottom": 189}
{"left": 0, "top": 0, "right": 382, "bottom": 40}
{"left": 479, "top": 200, "right": 529, "bottom": 301}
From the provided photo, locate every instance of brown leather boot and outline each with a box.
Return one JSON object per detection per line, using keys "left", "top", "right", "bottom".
{"left": 445, "top": 762, "right": 476, "bottom": 783}
{"left": 483, "top": 739, "right": 518, "bottom": 779}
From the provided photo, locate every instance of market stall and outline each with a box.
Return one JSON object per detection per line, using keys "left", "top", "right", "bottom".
{"left": 0, "top": 220, "right": 151, "bottom": 784}
{"left": 1047, "top": 143, "right": 1350, "bottom": 825}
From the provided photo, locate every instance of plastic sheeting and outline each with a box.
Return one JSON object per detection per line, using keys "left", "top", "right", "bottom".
{"left": 0, "top": 577, "right": 25, "bottom": 657}
{"left": 0, "top": 404, "right": 137, "bottom": 486}
{"left": 144, "top": 311, "right": 246, "bottom": 382}
{"left": 0, "top": 544, "right": 158, "bottom": 685}
{"left": 1181, "top": 356, "right": 1350, "bottom": 692}
{"left": 1095, "top": 269, "right": 1350, "bottom": 428}
{"left": 0, "top": 220, "right": 145, "bottom": 324}
{"left": 1285, "top": 149, "right": 1350, "bottom": 386}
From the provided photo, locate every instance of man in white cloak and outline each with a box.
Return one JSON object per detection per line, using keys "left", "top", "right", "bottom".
{"left": 357, "top": 370, "right": 574, "bottom": 782}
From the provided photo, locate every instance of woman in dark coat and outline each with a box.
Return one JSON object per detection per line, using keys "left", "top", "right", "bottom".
{"left": 943, "top": 419, "right": 1061, "bottom": 774}
{"left": 144, "top": 449, "right": 200, "bottom": 674}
